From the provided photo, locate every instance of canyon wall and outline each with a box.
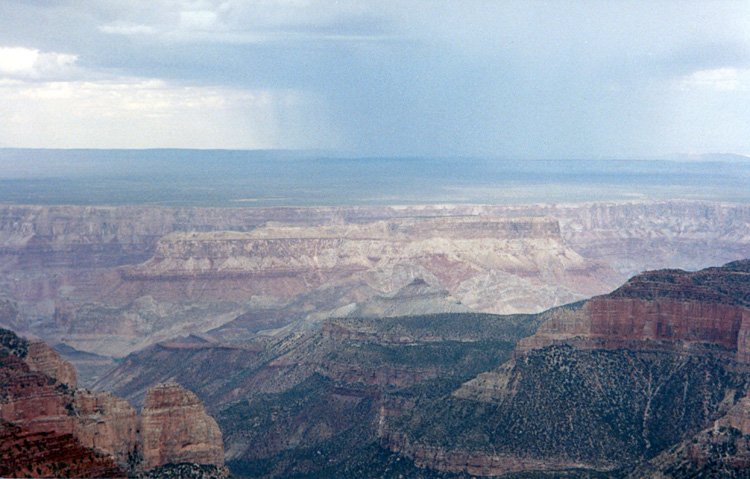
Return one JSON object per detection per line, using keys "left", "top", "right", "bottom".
{"left": 518, "top": 259, "right": 750, "bottom": 362}
{"left": 8, "top": 211, "right": 618, "bottom": 358}
{"left": 140, "top": 383, "right": 224, "bottom": 470}
{"left": 0, "top": 328, "right": 224, "bottom": 477}
{"left": 2, "top": 200, "right": 750, "bottom": 362}
{"left": 374, "top": 260, "right": 750, "bottom": 477}
{"left": 115, "top": 216, "right": 590, "bottom": 301}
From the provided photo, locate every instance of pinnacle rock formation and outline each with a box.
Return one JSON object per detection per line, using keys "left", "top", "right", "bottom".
{"left": 0, "top": 327, "right": 225, "bottom": 477}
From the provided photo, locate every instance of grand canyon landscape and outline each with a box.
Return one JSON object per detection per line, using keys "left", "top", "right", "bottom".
{"left": 2, "top": 186, "right": 750, "bottom": 478}
{"left": 4, "top": 1, "right": 750, "bottom": 478}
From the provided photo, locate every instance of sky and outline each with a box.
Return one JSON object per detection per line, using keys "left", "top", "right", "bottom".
{"left": 1, "top": 0, "right": 749, "bottom": 159}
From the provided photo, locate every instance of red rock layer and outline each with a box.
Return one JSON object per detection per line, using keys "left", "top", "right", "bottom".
{"left": 0, "top": 355, "right": 76, "bottom": 435}
{"left": 518, "top": 260, "right": 750, "bottom": 361}
{"left": 588, "top": 297, "right": 748, "bottom": 349}
{"left": 0, "top": 420, "right": 125, "bottom": 478}
{"left": 25, "top": 340, "right": 78, "bottom": 388}
{"left": 140, "top": 383, "right": 224, "bottom": 470}
{"left": 0, "top": 352, "right": 127, "bottom": 478}
{"left": 74, "top": 390, "right": 139, "bottom": 466}
{"left": 1, "top": 330, "right": 225, "bottom": 475}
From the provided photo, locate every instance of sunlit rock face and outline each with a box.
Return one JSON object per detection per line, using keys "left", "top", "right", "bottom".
{"left": 140, "top": 383, "right": 224, "bottom": 470}
{"left": 116, "top": 216, "right": 602, "bottom": 306}
{"left": 0, "top": 328, "right": 225, "bottom": 477}
{"left": 518, "top": 260, "right": 750, "bottom": 361}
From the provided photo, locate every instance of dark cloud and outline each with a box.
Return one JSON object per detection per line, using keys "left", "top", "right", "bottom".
{"left": 1, "top": 1, "right": 749, "bottom": 156}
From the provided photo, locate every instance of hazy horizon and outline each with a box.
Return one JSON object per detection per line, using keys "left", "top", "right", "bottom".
{"left": 1, "top": 149, "right": 748, "bottom": 208}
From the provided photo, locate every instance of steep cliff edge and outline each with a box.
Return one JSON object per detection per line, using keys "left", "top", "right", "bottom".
{"left": 518, "top": 259, "right": 750, "bottom": 361}
{"left": 0, "top": 327, "right": 225, "bottom": 477}
{"left": 116, "top": 216, "right": 596, "bottom": 297}
{"left": 381, "top": 260, "right": 750, "bottom": 477}
{"left": 140, "top": 383, "right": 224, "bottom": 470}
{"left": 25, "top": 340, "right": 78, "bottom": 388}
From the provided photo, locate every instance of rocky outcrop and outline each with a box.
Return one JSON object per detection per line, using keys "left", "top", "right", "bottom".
{"left": 73, "top": 390, "right": 139, "bottom": 466}
{"left": 0, "top": 354, "right": 77, "bottom": 435}
{"left": 0, "top": 328, "right": 225, "bottom": 477}
{"left": 518, "top": 260, "right": 750, "bottom": 362}
{"left": 0, "top": 419, "right": 126, "bottom": 478}
{"left": 25, "top": 340, "right": 78, "bottom": 388}
{"left": 140, "top": 383, "right": 224, "bottom": 470}
{"left": 0, "top": 338, "right": 125, "bottom": 477}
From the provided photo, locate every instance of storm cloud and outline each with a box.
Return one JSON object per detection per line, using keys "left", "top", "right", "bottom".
{"left": 1, "top": 0, "right": 749, "bottom": 158}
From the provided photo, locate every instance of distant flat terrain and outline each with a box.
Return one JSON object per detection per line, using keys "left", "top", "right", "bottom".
{"left": 1, "top": 149, "right": 749, "bottom": 207}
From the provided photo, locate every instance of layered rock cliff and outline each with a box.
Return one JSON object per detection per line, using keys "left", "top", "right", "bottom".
{"left": 0, "top": 419, "right": 126, "bottom": 479}
{"left": 0, "top": 328, "right": 225, "bottom": 477}
{"left": 73, "top": 390, "right": 139, "bottom": 466}
{"left": 50, "top": 214, "right": 617, "bottom": 358}
{"left": 140, "top": 383, "right": 224, "bottom": 470}
{"left": 375, "top": 260, "right": 750, "bottom": 477}
{"left": 518, "top": 259, "right": 750, "bottom": 361}
{"left": 2, "top": 200, "right": 750, "bottom": 377}
{"left": 25, "top": 340, "right": 78, "bottom": 388}
{"left": 115, "top": 216, "right": 597, "bottom": 299}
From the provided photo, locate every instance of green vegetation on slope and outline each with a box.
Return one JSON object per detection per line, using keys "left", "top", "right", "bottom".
{"left": 219, "top": 312, "right": 547, "bottom": 477}
{"left": 390, "top": 345, "right": 750, "bottom": 470}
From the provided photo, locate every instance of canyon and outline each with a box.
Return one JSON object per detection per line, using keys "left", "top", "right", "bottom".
{"left": 1, "top": 200, "right": 749, "bottom": 365}
{"left": 4, "top": 200, "right": 750, "bottom": 478}
{"left": 94, "top": 259, "right": 750, "bottom": 479}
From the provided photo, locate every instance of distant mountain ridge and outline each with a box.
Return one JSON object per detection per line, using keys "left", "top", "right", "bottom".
{"left": 666, "top": 152, "right": 750, "bottom": 162}
{"left": 2, "top": 150, "right": 750, "bottom": 206}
